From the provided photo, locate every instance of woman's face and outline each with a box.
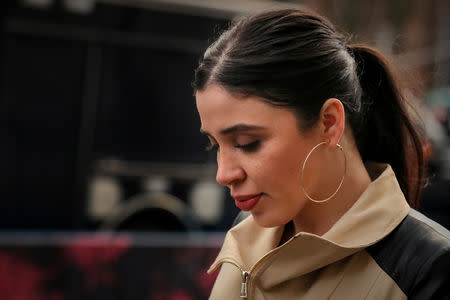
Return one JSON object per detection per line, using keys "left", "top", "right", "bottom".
{"left": 196, "top": 84, "right": 321, "bottom": 227}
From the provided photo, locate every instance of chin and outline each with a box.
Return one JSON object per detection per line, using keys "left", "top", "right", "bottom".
{"left": 251, "top": 211, "right": 288, "bottom": 228}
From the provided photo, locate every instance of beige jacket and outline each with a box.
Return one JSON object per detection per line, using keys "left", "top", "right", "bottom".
{"left": 208, "top": 163, "right": 411, "bottom": 299}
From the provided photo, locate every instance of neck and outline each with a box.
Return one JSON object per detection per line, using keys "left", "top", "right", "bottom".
{"left": 292, "top": 154, "right": 372, "bottom": 236}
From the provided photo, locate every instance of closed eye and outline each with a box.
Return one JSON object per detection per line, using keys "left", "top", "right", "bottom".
{"left": 235, "top": 140, "right": 261, "bottom": 152}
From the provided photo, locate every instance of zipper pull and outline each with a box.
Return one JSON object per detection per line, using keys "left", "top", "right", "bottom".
{"left": 240, "top": 271, "right": 249, "bottom": 298}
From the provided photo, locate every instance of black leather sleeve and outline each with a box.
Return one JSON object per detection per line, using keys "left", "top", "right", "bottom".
{"left": 409, "top": 247, "right": 450, "bottom": 300}
{"left": 368, "top": 209, "right": 450, "bottom": 300}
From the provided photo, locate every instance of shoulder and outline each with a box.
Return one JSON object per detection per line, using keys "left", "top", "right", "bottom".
{"left": 367, "top": 209, "right": 450, "bottom": 299}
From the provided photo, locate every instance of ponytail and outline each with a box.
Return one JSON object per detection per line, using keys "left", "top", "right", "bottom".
{"left": 349, "top": 44, "right": 424, "bottom": 208}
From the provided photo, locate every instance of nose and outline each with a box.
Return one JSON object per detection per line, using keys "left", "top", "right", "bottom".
{"left": 215, "top": 151, "right": 245, "bottom": 187}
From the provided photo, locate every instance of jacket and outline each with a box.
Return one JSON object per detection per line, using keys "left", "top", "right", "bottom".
{"left": 208, "top": 163, "right": 450, "bottom": 299}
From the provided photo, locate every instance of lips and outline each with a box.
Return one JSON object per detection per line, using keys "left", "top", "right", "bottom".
{"left": 233, "top": 194, "right": 262, "bottom": 211}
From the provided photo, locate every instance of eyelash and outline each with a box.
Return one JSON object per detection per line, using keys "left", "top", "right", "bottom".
{"left": 205, "top": 143, "right": 218, "bottom": 152}
{"left": 205, "top": 141, "right": 261, "bottom": 153}
{"left": 235, "top": 140, "right": 261, "bottom": 152}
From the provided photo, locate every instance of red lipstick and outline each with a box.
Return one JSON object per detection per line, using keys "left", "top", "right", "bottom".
{"left": 233, "top": 194, "right": 262, "bottom": 211}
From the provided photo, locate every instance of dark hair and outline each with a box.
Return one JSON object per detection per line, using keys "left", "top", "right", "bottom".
{"left": 193, "top": 9, "right": 424, "bottom": 208}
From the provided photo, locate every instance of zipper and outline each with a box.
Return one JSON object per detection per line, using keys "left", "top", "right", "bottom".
{"left": 209, "top": 234, "right": 299, "bottom": 299}
{"left": 240, "top": 270, "right": 249, "bottom": 298}
{"left": 210, "top": 245, "right": 285, "bottom": 299}
{"left": 209, "top": 258, "right": 251, "bottom": 298}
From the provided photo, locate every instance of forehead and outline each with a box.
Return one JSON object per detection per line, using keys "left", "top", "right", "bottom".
{"left": 196, "top": 84, "right": 298, "bottom": 134}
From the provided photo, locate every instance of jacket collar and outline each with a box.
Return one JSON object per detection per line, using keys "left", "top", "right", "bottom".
{"left": 208, "top": 163, "right": 410, "bottom": 288}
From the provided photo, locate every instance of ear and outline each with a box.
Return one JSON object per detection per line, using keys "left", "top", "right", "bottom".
{"left": 319, "top": 98, "right": 345, "bottom": 146}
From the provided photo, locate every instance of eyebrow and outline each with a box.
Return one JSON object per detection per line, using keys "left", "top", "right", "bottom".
{"left": 200, "top": 124, "right": 266, "bottom": 136}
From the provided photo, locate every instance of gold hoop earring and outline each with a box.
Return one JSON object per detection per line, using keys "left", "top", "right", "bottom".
{"left": 301, "top": 141, "right": 346, "bottom": 203}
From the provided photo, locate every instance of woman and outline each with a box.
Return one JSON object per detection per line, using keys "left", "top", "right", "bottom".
{"left": 193, "top": 9, "right": 450, "bottom": 299}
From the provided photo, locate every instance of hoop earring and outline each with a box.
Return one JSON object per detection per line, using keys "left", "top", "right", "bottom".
{"left": 301, "top": 141, "right": 346, "bottom": 203}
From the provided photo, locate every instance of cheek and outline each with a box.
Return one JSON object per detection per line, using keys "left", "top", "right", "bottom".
{"left": 248, "top": 142, "right": 310, "bottom": 227}
{"left": 253, "top": 143, "right": 304, "bottom": 193}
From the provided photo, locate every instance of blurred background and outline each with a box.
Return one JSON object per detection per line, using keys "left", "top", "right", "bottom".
{"left": 0, "top": 0, "right": 448, "bottom": 299}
